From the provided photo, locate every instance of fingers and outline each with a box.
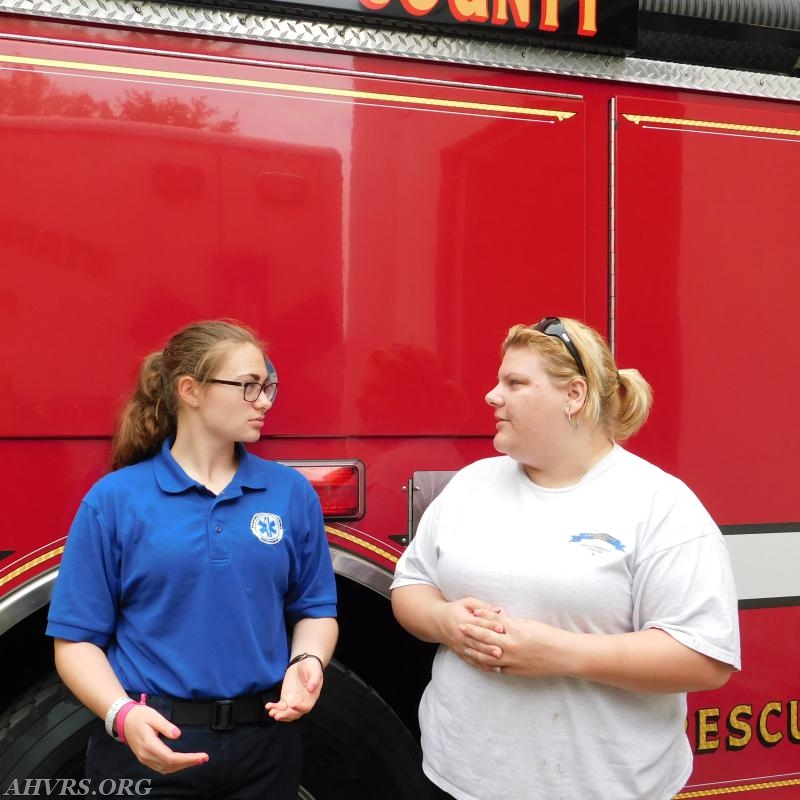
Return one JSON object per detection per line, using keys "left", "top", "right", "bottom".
{"left": 461, "top": 646, "right": 503, "bottom": 673}
{"left": 132, "top": 729, "right": 208, "bottom": 774}
{"left": 450, "top": 605, "right": 507, "bottom": 672}
{"left": 280, "top": 692, "right": 316, "bottom": 715}
{"left": 457, "top": 618, "right": 507, "bottom": 671}
{"left": 266, "top": 698, "right": 289, "bottom": 719}
{"left": 152, "top": 717, "right": 182, "bottom": 741}
{"left": 126, "top": 706, "right": 180, "bottom": 742}
{"left": 267, "top": 704, "right": 302, "bottom": 722}
{"left": 472, "top": 608, "right": 506, "bottom": 627}
{"left": 147, "top": 751, "right": 209, "bottom": 774}
{"left": 462, "top": 615, "right": 505, "bottom": 633}
{"left": 459, "top": 635, "right": 502, "bottom": 660}
{"left": 441, "top": 603, "right": 504, "bottom": 648}
{"left": 462, "top": 641, "right": 502, "bottom": 660}
{"left": 266, "top": 697, "right": 309, "bottom": 722}
{"left": 266, "top": 677, "right": 321, "bottom": 721}
{"left": 459, "top": 621, "right": 504, "bottom": 650}
{"left": 125, "top": 709, "right": 209, "bottom": 773}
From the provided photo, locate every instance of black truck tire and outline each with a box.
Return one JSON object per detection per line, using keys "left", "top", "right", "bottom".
{"left": 0, "top": 661, "right": 430, "bottom": 799}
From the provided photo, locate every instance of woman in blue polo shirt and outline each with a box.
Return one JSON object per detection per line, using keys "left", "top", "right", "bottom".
{"left": 47, "top": 320, "right": 338, "bottom": 799}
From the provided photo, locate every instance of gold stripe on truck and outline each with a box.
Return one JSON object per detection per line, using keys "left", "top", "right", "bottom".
{"left": 0, "top": 546, "right": 64, "bottom": 588}
{"left": 675, "top": 777, "right": 800, "bottom": 797}
{"left": 0, "top": 53, "right": 576, "bottom": 121}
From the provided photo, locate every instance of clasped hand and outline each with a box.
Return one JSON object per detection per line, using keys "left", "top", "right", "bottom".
{"left": 452, "top": 604, "right": 573, "bottom": 678}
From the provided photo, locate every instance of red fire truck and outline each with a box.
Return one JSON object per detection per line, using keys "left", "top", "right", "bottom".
{"left": 0, "top": 0, "right": 798, "bottom": 796}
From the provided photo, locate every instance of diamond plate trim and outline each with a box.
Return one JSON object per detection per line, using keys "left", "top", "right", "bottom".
{"left": 0, "top": 0, "right": 798, "bottom": 101}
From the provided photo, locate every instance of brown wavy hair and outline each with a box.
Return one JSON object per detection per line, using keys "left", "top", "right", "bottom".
{"left": 110, "top": 320, "right": 263, "bottom": 470}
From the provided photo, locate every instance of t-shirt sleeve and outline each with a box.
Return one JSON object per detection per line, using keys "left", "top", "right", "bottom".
{"left": 46, "top": 499, "right": 121, "bottom": 647}
{"left": 283, "top": 485, "right": 337, "bottom": 624}
{"left": 632, "top": 496, "right": 741, "bottom": 669}
{"left": 390, "top": 497, "right": 442, "bottom": 590}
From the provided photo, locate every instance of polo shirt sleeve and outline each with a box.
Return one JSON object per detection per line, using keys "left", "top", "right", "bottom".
{"left": 632, "top": 489, "right": 741, "bottom": 670}
{"left": 283, "top": 486, "right": 337, "bottom": 625}
{"left": 46, "top": 497, "right": 121, "bottom": 647}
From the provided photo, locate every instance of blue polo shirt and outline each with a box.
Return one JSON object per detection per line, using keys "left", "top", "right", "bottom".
{"left": 47, "top": 440, "right": 337, "bottom": 699}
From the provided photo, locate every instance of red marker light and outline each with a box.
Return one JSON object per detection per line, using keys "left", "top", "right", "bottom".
{"left": 282, "top": 460, "right": 365, "bottom": 520}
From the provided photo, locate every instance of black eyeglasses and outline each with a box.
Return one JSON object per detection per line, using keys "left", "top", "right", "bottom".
{"left": 206, "top": 379, "right": 278, "bottom": 403}
{"left": 533, "top": 317, "right": 587, "bottom": 378}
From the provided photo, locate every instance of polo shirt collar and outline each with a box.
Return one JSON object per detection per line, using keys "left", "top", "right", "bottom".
{"left": 234, "top": 443, "right": 269, "bottom": 491}
{"left": 153, "top": 439, "right": 269, "bottom": 494}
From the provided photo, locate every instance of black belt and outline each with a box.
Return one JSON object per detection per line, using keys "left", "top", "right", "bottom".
{"left": 128, "top": 689, "right": 279, "bottom": 731}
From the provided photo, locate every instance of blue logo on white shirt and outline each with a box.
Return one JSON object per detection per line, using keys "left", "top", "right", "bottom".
{"left": 250, "top": 513, "right": 284, "bottom": 544}
{"left": 569, "top": 532, "right": 625, "bottom": 552}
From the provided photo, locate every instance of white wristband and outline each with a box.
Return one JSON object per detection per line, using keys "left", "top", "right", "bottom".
{"left": 104, "top": 696, "right": 133, "bottom": 740}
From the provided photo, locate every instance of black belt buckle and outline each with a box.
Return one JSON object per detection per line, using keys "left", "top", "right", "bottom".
{"left": 211, "top": 699, "right": 236, "bottom": 731}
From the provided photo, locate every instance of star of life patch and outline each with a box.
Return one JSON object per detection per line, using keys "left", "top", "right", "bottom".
{"left": 250, "top": 512, "right": 284, "bottom": 544}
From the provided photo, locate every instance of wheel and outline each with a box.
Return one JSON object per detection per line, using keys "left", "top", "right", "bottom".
{"left": 0, "top": 662, "right": 431, "bottom": 799}
{"left": 296, "top": 661, "right": 431, "bottom": 799}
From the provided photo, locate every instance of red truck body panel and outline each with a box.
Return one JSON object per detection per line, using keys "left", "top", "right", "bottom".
{"left": 1, "top": 10, "right": 798, "bottom": 796}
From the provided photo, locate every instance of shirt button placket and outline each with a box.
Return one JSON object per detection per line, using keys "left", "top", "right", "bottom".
{"left": 209, "top": 497, "right": 229, "bottom": 561}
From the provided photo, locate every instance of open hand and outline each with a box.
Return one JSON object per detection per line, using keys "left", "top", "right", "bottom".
{"left": 267, "top": 658, "right": 324, "bottom": 722}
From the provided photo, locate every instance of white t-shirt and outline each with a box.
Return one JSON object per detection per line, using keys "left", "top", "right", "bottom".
{"left": 391, "top": 445, "right": 740, "bottom": 800}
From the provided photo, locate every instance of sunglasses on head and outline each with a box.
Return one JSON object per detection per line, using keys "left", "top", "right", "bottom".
{"left": 533, "top": 317, "right": 587, "bottom": 378}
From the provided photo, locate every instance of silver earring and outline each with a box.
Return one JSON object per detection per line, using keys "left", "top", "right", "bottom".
{"left": 192, "top": 401, "right": 199, "bottom": 407}
{"left": 566, "top": 408, "right": 578, "bottom": 429}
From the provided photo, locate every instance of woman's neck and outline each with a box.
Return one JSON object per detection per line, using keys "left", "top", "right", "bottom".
{"left": 522, "top": 433, "right": 614, "bottom": 489}
{"left": 170, "top": 430, "right": 238, "bottom": 495}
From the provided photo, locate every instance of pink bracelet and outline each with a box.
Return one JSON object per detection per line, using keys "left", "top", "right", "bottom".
{"left": 115, "top": 694, "right": 147, "bottom": 745}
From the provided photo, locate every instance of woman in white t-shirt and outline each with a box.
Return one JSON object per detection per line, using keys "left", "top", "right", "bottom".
{"left": 391, "top": 317, "right": 740, "bottom": 800}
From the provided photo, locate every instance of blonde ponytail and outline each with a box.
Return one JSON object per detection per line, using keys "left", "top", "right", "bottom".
{"left": 503, "top": 318, "right": 653, "bottom": 442}
{"left": 614, "top": 368, "right": 652, "bottom": 442}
